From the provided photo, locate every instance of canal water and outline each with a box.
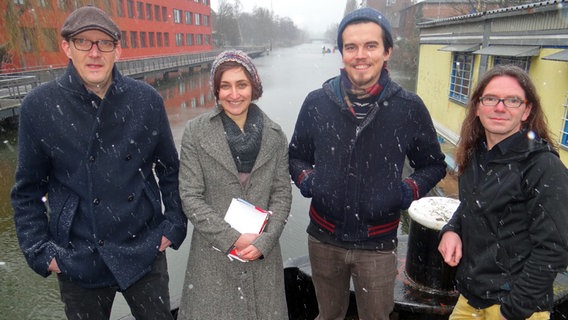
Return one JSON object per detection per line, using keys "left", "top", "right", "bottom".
{"left": 0, "top": 42, "right": 416, "bottom": 319}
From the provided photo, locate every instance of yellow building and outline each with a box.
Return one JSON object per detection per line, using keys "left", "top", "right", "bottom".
{"left": 416, "top": 0, "right": 568, "bottom": 169}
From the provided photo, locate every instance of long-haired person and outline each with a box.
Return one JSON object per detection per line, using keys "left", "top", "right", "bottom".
{"left": 439, "top": 65, "right": 568, "bottom": 320}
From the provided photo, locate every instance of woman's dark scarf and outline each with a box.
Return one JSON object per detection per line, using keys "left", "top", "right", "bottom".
{"left": 221, "top": 104, "right": 264, "bottom": 173}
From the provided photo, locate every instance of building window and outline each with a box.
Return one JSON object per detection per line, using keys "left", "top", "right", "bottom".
{"left": 203, "top": 15, "right": 209, "bottom": 26}
{"left": 173, "top": 9, "right": 182, "bottom": 23}
{"left": 57, "top": 0, "right": 69, "bottom": 9}
{"left": 154, "top": 5, "right": 160, "bottom": 21}
{"left": 14, "top": 0, "right": 24, "bottom": 4}
{"left": 127, "top": 0, "right": 134, "bottom": 18}
{"left": 146, "top": 3, "right": 152, "bottom": 20}
{"left": 137, "top": 1, "right": 144, "bottom": 19}
{"left": 186, "top": 34, "right": 194, "bottom": 46}
{"left": 162, "top": 6, "right": 167, "bottom": 22}
{"left": 205, "top": 34, "right": 210, "bottom": 45}
{"left": 117, "top": 0, "right": 124, "bottom": 17}
{"left": 121, "top": 31, "right": 128, "bottom": 48}
{"left": 102, "top": 0, "right": 112, "bottom": 13}
{"left": 175, "top": 33, "right": 184, "bottom": 46}
{"left": 449, "top": 53, "right": 474, "bottom": 104}
{"left": 39, "top": 0, "right": 51, "bottom": 8}
{"left": 195, "top": 13, "right": 201, "bottom": 25}
{"left": 149, "top": 32, "right": 155, "bottom": 47}
{"left": 561, "top": 96, "right": 568, "bottom": 148}
{"left": 196, "top": 34, "right": 202, "bottom": 45}
{"left": 130, "top": 31, "right": 138, "bottom": 48}
{"left": 493, "top": 56, "right": 530, "bottom": 72}
{"left": 21, "top": 28, "right": 34, "bottom": 52}
{"left": 140, "top": 32, "right": 147, "bottom": 48}
{"left": 157, "top": 32, "right": 163, "bottom": 47}
{"left": 40, "top": 28, "right": 58, "bottom": 52}
{"left": 164, "top": 32, "right": 169, "bottom": 47}
{"left": 185, "top": 11, "right": 192, "bottom": 24}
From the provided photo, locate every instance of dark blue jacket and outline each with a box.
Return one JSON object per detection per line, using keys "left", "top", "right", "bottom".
{"left": 289, "top": 72, "right": 446, "bottom": 247}
{"left": 11, "top": 62, "right": 187, "bottom": 290}
{"left": 442, "top": 132, "right": 568, "bottom": 319}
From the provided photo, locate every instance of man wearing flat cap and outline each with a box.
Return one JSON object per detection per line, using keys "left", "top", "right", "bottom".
{"left": 289, "top": 7, "right": 446, "bottom": 320}
{"left": 11, "top": 6, "right": 187, "bottom": 320}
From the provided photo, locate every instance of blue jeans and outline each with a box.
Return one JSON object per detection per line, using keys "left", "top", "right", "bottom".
{"left": 57, "top": 251, "right": 173, "bottom": 320}
{"left": 308, "top": 235, "right": 397, "bottom": 320}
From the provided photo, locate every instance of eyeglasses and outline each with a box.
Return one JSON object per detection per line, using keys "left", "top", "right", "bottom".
{"left": 479, "top": 96, "right": 526, "bottom": 108}
{"left": 70, "top": 38, "right": 117, "bottom": 52}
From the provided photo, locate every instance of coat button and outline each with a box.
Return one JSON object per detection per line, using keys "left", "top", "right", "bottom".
{"left": 89, "top": 155, "right": 95, "bottom": 162}
{"left": 125, "top": 154, "right": 132, "bottom": 161}
{"left": 93, "top": 198, "right": 100, "bottom": 205}
{"left": 98, "top": 240, "right": 104, "bottom": 246}
{"left": 127, "top": 194, "right": 135, "bottom": 201}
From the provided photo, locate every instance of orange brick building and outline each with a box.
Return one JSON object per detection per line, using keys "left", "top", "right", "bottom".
{"left": 0, "top": 0, "right": 213, "bottom": 72}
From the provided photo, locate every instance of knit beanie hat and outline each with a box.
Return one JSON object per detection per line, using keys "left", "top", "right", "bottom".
{"left": 337, "top": 7, "right": 393, "bottom": 55}
{"left": 61, "top": 6, "right": 121, "bottom": 41}
{"left": 210, "top": 50, "right": 263, "bottom": 100}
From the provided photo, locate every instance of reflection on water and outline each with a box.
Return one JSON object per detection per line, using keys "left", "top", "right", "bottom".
{"left": 0, "top": 42, "right": 417, "bottom": 319}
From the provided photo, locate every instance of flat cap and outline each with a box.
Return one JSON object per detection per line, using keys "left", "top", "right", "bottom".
{"left": 61, "top": 6, "right": 121, "bottom": 41}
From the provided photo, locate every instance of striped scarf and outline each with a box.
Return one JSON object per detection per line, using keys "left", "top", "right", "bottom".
{"left": 340, "top": 67, "right": 389, "bottom": 122}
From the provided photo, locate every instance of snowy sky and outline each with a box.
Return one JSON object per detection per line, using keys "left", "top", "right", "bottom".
{"left": 209, "top": 0, "right": 346, "bottom": 36}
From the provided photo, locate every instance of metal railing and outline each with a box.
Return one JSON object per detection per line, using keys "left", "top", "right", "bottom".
{"left": 0, "top": 46, "right": 268, "bottom": 121}
{"left": 0, "top": 75, "right": 40, "bottom": 120}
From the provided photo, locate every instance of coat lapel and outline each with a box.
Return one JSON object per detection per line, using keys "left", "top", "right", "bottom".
{"left": 252, "top": 118, "right": 279, "bottom": 172}
{"left": 200, "top": 111, "right": 239, "bottom": 177}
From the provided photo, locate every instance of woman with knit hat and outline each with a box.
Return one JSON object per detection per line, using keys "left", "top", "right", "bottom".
{"left": 177, "top": 50, "right": 291, "bottom": 319}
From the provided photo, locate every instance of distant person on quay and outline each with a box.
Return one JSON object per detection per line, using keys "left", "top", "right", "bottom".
{"left": 288, "top": 7, "right": 447, "bottom": 320}
{"left": 438, "top": 65, "right": 568, "bottom": 320}
{"left": 11, "top": 6, "right": 187, "bottom": 320}
{"left": 177, "top": 50, "right": 292, "bottom": 319}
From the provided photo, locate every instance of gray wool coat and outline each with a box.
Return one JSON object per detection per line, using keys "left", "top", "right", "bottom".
{"left": 177, "top": 105, "right": 292, "bottom": 320}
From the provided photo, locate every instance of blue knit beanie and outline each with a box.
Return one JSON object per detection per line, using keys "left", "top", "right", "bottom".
{"left": 337, "top": 7, "right": 393, "bottom": 55}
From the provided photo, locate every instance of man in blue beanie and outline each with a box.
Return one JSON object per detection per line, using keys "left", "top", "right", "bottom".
{"left": 289, "top": 7, "right": 446, "bottom": 320}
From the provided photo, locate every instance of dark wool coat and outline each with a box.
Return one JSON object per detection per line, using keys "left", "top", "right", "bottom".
{"left": 442, "top": 132, "right": 568, "bottom": 319}
{"left": 11, "top": 62, "right": 187, "bottom": 290}
{"left": 289, "top": 72, "right": 446, "bottom": 247}
{"left": 178, "top": 105, "right": 291, "bottom": 320}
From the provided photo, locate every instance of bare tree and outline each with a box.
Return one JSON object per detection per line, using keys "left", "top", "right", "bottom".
{"left": 213, "top": 0, "right": 242, "bottom": 46}
{"left": 345, "top": 0, "right": 358, "bottom": 15}
{"left": 450, "top": 0, "right": 538, "bottom": 16}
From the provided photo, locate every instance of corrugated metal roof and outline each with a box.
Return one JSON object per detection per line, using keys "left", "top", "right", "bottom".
{"left": 418, "top": 0, "right": 567, "bottom": 27}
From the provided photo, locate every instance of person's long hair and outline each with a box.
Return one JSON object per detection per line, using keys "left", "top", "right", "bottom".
{"left": 455, "top": 64, "right": 556, "bottom": 175}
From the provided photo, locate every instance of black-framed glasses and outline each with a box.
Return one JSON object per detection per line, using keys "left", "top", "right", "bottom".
{"left": 70, "top": 38, "right": 117, "bottom": 52}
{"left": 479, "top": 96, "right": 527, "bottom": 108}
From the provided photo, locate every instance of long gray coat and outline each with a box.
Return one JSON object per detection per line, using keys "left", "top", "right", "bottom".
{"left": 178, "top": 105, "right": 291, "bottom": 320}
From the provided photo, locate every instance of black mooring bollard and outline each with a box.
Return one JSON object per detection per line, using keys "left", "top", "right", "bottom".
{"left": 405, "top": 197, "right": 460, "bottom": 292}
